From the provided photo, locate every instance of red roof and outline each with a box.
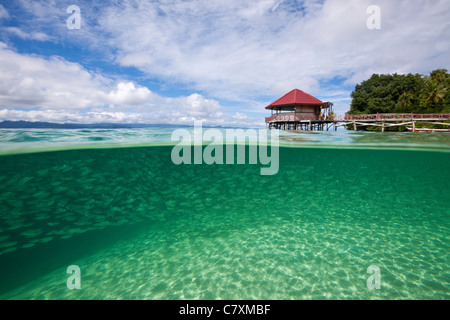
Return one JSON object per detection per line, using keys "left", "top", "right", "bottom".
{"left": 265, "top": 89, "right": 323, "bottom": 109}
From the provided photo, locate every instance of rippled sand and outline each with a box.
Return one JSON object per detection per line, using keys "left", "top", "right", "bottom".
{"left": 0, "top": 144, "right": 448, "bottom": 299}
{"left": 2, "top": 206, "right": 448, "bottom": 300}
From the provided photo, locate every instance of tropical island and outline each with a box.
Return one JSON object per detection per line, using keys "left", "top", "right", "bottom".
{"left": 264, "top": 70, "right": 450, "bottom": 132}
{"left": 347, "top": 69, "right": 450, "bottom": 131}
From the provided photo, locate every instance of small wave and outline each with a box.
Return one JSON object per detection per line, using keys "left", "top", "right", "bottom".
{"left": 88, "top": 137, "right": 109, "bottom": 141}
{"left": 8, "top": 135, "right": 43, "bottom": 143}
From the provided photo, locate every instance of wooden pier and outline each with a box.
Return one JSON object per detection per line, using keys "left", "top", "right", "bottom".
{"left": 264, "top": 89, "right": 450, "bottom": 131}
{"left": 266, "top": 113, "right": 450, "bottom": 131}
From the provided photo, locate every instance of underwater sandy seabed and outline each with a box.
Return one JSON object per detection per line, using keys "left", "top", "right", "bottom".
{"left": 0, "top": 145, "right": 448, "bottom": 299}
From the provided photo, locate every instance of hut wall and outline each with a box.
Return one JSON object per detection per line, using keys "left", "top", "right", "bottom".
{"left": 294, "top": 105, "right": 317, "bottom": 116}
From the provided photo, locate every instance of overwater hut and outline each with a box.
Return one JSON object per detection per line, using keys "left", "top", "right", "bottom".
{"left": 265, "top": 89, "right": 334, "bottom": 131}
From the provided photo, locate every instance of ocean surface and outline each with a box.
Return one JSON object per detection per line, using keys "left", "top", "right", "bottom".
{"left": 0, "top": 128, "right": 448, "bottom": 299}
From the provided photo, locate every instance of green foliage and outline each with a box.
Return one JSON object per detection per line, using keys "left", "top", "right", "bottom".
{"left": 349, "top": 69, "right": 450, "bottom": 115}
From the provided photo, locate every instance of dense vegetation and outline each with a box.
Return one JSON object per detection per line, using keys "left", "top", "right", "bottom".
{"left": 347, "top": 69, "right": 450, "bottom": 130}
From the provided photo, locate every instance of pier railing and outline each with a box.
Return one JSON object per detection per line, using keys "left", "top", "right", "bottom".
{"left": 265, "top": 113, "right": 331, "bottom": 122}
{"left": 265, "top": 113, "right": 450, "bottom": 123}
{"left": 341, "top": 113, "right": 450, "bottom": 121}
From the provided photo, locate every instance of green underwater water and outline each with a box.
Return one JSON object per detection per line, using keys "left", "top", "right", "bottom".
{"left": 0, "top": 144, "right": 448, "bottom": 299}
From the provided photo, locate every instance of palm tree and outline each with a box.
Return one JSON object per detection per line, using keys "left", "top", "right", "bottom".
{"left": 420, "top": 77, "right": 447, "bottom": 111}
{"left": 397, "top": 91, "right": 414, "bottom": 110}
{"left": 430, "top": 69, "right": 448, "bottom": 83}
{"left": 426, "top": 69, "right": 449, "bottom": 104}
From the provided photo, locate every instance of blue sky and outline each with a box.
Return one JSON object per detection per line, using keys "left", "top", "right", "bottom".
{"left": 0, "top": 0, "right": 449, "bottom": 127}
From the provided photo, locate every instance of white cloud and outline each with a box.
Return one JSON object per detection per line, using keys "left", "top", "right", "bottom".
{"left": 95, "top": 0, "right": 450, "bottom": 103}
{"left": 124, "top": 93, "right": 261, "bottom": 127}
{"left": 5, "top": 27, "right": 52, "bottom": 42}
{"left": 0, "top": 104, "right": 262, "bottom": 127}
{"left": 0, "top": 4, "right": 9, "bottom": 19}
{"left": 2, "top": 0, "right": 450, "bottom": 124}
{"left": 233, "top": 112, "right": 250, "bottom": 120}
{"left": 119, "top": 53, "right": 154, "bottom": 68}
{"left": 107, "top": 82, "right": 153, "bottom": 106}
{"left": 178, "top": 94, "right": 223, "bottom": 118}
{"left": 0, "top": 43, "right": 110, "bottom": 109}
{"left": 0, "top": 43, "right": 260, "bottom": 126}
{"left": 238, "top": 0, "right": 282, "bottom": 18}
{"left": 0, "top": 45, "right": 152, "bottom": 111}
{"left": 0, "top": 109, "right": 143, "bottom": 124}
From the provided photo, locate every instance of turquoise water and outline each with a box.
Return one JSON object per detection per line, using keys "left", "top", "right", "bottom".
{"left": 0, "top": 128, "right": 448, "bottom": 299}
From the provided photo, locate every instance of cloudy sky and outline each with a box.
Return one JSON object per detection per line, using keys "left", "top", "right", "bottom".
{"left": 0, "top": 0, "right": 449, "bottom": 127}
